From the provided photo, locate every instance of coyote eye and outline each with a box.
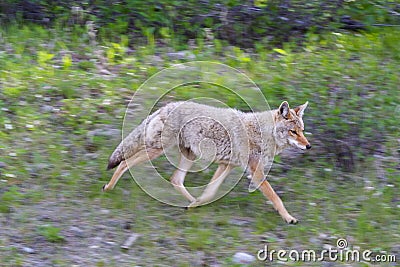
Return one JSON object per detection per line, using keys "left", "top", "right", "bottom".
{"left": 290, "top": 130, "right": 297, "bottom": 135}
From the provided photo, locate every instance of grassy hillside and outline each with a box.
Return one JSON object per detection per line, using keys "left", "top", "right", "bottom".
{"left": 0, "top": 24, "right": 399, "bottom": 266}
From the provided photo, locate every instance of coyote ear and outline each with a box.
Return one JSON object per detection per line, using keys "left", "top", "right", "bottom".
{"left": 294, "top": 101, "right": 308, "bottom": 118}
{"left": 278, "top": 101, "right": 290, "bottom": 119}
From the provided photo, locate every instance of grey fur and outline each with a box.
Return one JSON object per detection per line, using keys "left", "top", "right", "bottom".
{"left": 108, "top": 101, "right": 301, "bottom": 170}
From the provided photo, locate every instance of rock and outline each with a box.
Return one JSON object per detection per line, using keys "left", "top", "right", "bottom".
{"left": 309, "top": 237, "right": 320, "bottom": 245}
{"left": 229, "top": 218, "right": 250, "bottom": 226}
{"left": 84, "top": 153, "right": 98, "bottom": 160}
{"left": 319, "top": 233, "right": 328, "bottom": 239}
{"left": 0, "top": 162, "right": 7, "bottom": 168}
{"left": 190, "top": 251, "right": 205, "bottom": 266}
{"left": 166, "top": 51, "right": 195, "bottom": 60}
{"left": 34, "top": 163, "right": 50, "bottom": 170}
{"left": 69, "top": 226, "right": 85, "bottom": 238}
{"left": 99, "top": 69, "right": 112, "bottom": 75}
{"left": 40, "top": 105, "right": 54, "bottom": 113}
{"left": 87, "top": 128, "right": 121, "bottom": 140}
{"left": 121, "top": 233, "right": 140, "bottom": 250}
{"left": 22, "top": 246, "right": 35, "bottom": 254}
{"left": 122, "top": 221, "right": 132, "bottom": 230}
{"left": 106, "top": 220, "right": 120, "bottom": 227}
{"left": 146, "top": 55, "right": 164, "bottom": 65}
{"left": 100, "top": 209, "right": 110, "bottom": 215}
{"left": 232, "top": 252, "right": 256, "bottom": 265}
{"left": 103, "top": 241, "right": 116, "bottom": 246}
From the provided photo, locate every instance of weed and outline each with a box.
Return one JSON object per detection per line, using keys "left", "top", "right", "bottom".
{"left": 37, "top": 225, "right": 65, "bottom": 243}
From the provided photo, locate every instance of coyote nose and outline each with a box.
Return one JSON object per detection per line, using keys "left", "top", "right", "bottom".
{"left": 306, "top": 144, "right": 312, "bottom": 150}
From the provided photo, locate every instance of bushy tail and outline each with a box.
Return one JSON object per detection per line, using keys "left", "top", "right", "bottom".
{"left": 107, "top": 123, "right": 145, "bottom": 170}
{"left": 107, "top": 103, "right": 179, "bottom": 170}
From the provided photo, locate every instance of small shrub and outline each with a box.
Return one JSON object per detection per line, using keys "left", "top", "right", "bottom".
{"left": 37, "top": 224, "right": 65, "bottom": 243}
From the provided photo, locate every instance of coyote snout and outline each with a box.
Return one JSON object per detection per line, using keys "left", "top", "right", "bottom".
{"left": 104, "top": 101, "right": 311, "bottom": 224}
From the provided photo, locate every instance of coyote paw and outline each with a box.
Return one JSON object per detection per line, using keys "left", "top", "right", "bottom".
{"left": 187, "top": 200, "right": 199, "bottom": 209}
{"left": 187, "top": 198, "right": 206, "bottom": 209}
{"left": 102, "top": 184, "right": 109, "bottom": 192}
{"left": 283, "top": 214, "right": 298, "bottom": 224}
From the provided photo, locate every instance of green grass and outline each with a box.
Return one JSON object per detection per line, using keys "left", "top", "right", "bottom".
{"left": 37, "top": 225, "right": 65, "bottom": 243}
{"left": 0, "top": 24, "right": 399, "bottom": 266}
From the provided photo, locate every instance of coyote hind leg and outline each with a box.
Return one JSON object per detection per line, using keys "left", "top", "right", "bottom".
{"left": 103, "top": 148, "right": 163, "bottom": 191}
{"left": 188, "top": 164, "right": 233, "bottom": 207}
{"left": 170, "top": 148, "right": 196, "bottom": 203}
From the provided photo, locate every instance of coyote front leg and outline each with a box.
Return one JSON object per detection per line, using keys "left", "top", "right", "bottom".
{"left": 250, "top": 159, "right": 298, "bottom": 224}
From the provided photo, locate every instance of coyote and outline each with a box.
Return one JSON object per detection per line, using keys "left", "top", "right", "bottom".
{"left": 104, "top": 101, "right": 311, "bottom": 224}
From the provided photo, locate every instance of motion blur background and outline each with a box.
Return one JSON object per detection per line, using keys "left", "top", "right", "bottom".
{"left": 0, "top": 1, "right": 399, "bottom": 266}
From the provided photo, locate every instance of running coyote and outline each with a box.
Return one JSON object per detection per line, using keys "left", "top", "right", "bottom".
{"left": 104, "top": 101, "right": 311, "bottom": 224}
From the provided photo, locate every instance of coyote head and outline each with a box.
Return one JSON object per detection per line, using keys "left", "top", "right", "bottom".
{"left": 274, "top": 101, "right": 311, "bottom": 150}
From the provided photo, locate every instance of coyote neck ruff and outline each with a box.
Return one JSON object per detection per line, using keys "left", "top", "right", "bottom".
{"left": 104, "top": 101, "right": 311, "bottom": 224}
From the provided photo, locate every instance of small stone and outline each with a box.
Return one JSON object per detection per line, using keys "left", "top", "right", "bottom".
{"left": 190, "top": 251, "right": 205, "bottom": 266}
{"left": 103, "top": 241, "right": 116, "bottom": 246}
{"left": 166, "top": 51, "right": 195, "bottom": 60}
{"left": 122, "top": 221, "right": 131, "bottom": 230}
{"left": 146, "top": 55, "right": 164, "bottom": 65}
{"left": 0, "top": 162, "right": 7, "bottom": 168}
{"left": 319, "top": 233, "right": 328, "bottom": 239}
{"left": 102, "top": 99, "right": 111, "bottom": 105}
{"left": 40, "top": 105, "right": 54, "bottom": 113}
{"left": 4, "top": 124, "right": 13, "bottom": 130}
{"left": 309, "top": 237, "right": 320, "bottom": 245}
{"left": 22, "top": 247, "right": 35, "bottom": 254}
{"left": 232, "top": 252, "right": 256, "bottom": 265}
{"left": 84, "top": 153, "right": 98, "bottom": 160}
{"left": 229, "top": 218, "right": 250, "bottom": 226}
{"left": 121, "top": 233, "right": 140, "bottom": 250}
{"left": 70, "top": 226, "right": 85, "bottom": 238}
{"left": 99, "top": 69, "right": 112, "bottom": 75}
{"left": 100, "top": 209, "right": 110, "bottom": 215}
{"left": 35, "top": 163, "right": 50, "bottom": 170}
{"left": 87, "top": 128, "right": 121, "bottom": 140}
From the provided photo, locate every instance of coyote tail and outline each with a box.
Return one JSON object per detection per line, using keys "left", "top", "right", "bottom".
{"left": 107, "top": 122, "right": 145, "bottom": 170}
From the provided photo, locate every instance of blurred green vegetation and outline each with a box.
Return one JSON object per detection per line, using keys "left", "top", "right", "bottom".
{"left": 0, "top": 2, "right": 399, "bottom": 266}
{"left": 1, "top": 0, "right": 400, "bottom": 46}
